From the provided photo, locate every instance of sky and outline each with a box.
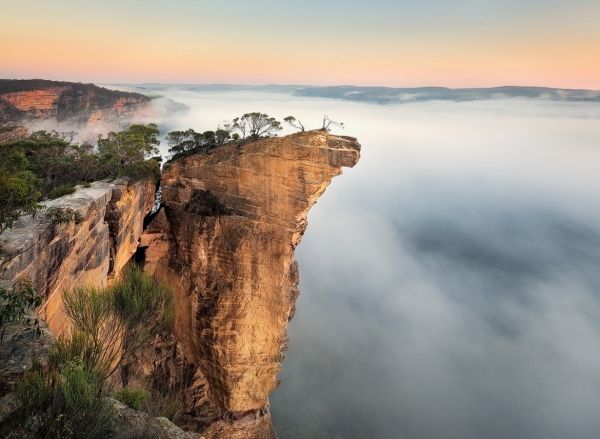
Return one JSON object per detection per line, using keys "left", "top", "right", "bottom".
{"left": 1, "top": 0, "right": 600, "bottom": 89}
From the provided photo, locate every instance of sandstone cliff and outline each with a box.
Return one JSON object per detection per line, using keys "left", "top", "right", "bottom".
{"left": 0, "top": 79, "right": 153, "bottom": 129}
{"left": 0, "top": 179, "right": 157, "bottom": 336}
{"left": 140, "top": 131, "right": 360, "bottom": 437}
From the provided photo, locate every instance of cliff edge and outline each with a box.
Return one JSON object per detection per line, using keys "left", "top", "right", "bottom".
{"left": 0, "top": 79, "right": 153, "bottom": 129}
{"left": 141, "top": 130, "right": 360, "bottom": 437}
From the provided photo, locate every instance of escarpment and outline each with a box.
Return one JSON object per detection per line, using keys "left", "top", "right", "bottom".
{"left": 0, "top": 179, "right": 157, "bottom": 335}
{"left": 0, "top": 79, "right": 153, "bottom": 128}
{"left": 141, "top": 131, "right": 360, "bottom": 437}
{"left": 0, "top": 130, "right": 360, "bottom": 438}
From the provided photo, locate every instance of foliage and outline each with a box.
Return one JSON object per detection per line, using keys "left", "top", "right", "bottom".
{"left": 61, "top": 266, "right": 174, "bottom": 383}
{"left": 110, "top": 265, "right": 175, "bottom": 337}
{"left": 0, "top": 279, "right": 41, "bottom": 344}
{"left": 45, "top": 207, "right": 84, "bottom": 225}
{"left": 9, "top": 360, "right": 115, "bottom": 439}
{"left": 62, "top": 286, "right": 124, "bottom": 382}
{"left": 215, "top": 128, "right": 231, "bottom": 145}
{"left": 114, "top": 387, "right": 150, "bottom": 410}
{"left": 48, "top": 184, "right": 76, "bottom": 199}
{"left": 0, "top": 124, "right": 161, "bottom": 232}
{"left": 166, "top": 128, "right": 220, "bottom": 158}
{"left": 322, "top": 115, "right": 344, "bottom": 131}
{"left": 97, "top": 124, "right": 160, "bottom": 177}
{"left": 234, "top": 112, "right": 282, "bottom": 139}
{"left": 143, "top": 386, "right": 185, "bottom": 423}
{"left": 0, "top": 165, "right": 41, "bottom": 231}
{"left": 284, "top": 116, "right": 305, "bottom": 132}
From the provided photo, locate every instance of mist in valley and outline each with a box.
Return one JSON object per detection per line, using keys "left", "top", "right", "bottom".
{"left": 131, "top": 86, "right": 600, "bottom": 439}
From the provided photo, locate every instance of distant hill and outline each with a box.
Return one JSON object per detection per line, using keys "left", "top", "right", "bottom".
{"left": 0, "top": 79, "right": 152, "bottom": 126}
{"left": 293, "top": 85, "right": 600, "bottom": 104}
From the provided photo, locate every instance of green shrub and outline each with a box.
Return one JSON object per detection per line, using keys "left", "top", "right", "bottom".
{"left": 48, "top": 184, "right": 76, "bottom": 199}
{"left": 114, "top": 387, "right": 150, "bottom": 410}
{"left": 45, "top": 206, "right": 83, "bottom": 225}
{"left": 0, "top": 124, "right": 161, "bottom": 231}
{"left": 0, "top": 280, "right": 41, "bottom": 344}
{"left": 49, "top": 330, "right": 109, "bottom": 378}
{"left": 62, "top": 287, "right": 122, "bottom": 382}
{"left": 0, "top": 167, "right": 42, "bottom": 231}
{"left": 111, "top": 265, "right": 175, "bottom": 332}
{"left": 60, "top": 267, "right": 174, "bottom": 384}
{"left": 121, "top": 158, "right": 161, "bottom": 182}
{"left": 144, "top": 386, "right": 185, "bottom": 423}
{"left": 11, "top": 360, "right": 115, "bottom": 439}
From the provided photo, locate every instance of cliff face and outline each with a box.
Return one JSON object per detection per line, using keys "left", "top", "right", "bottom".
{"left": 0, "top": 179, "right": 156, "bottom": 335}
{"left": 0, "top": 80, "right": 153, "bottom": 129}
{"left": 142, "top": 131, "right": 360, "bottom": 436}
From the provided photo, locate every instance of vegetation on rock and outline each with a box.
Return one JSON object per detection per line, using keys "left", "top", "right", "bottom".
{"left": 8, "top": 360, "right": 115, "bottom": 439}
{"left": 61, "top": 265, "right": 174, "bottom": 384}
{"left": 0, "top": 280, "right": 41, "bottom": 344}
{"left": 113, "top": 387, "right": 150, "bottom": 411}
{"left": 2, "top": 266, "right": 175, "bottom": 438}
{"left": 0, "top": 124, "right": 161, "bottom": 231}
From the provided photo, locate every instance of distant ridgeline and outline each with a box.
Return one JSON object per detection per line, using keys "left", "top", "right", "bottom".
{"left": 293, "top": 85, "right": 600, "bottom": 104}
{"left": 0, "top": 79, "right": 153, "bottom": 127}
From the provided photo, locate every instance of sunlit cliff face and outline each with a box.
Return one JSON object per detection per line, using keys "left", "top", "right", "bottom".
{"left": 135, "top": 86, "right": 600, "bottom": 439}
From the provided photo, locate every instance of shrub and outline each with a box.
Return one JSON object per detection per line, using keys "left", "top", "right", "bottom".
{"left": 45, "top": 206, "right": 83, "bottom": 225}
{"left": 111, "top": 265, "right": 175, "bottom": 334}
{"left": 121, "top": 158, "right": 161, "bottom": 182}
{"left": 48, "top": 184, "right": 76, "bottom": 199}
{"left": 62, "top": 287, "right": 123, "bottom": 382}
{"left": 144, "top": 386, "right": 185, "bottom": 423}
{"left": 0, "top": 279, "right": 41, "bottom": 344}
{"left": 0, "top": 167, "right": 42, "bottom": 231}
{"left": 114, "top": 387, "right": 150, "bottom": 410}
{"left": 61, "top": 267, "right": 174, "bottom": 384}
{"left": 11, "top": 360, "right": 115, "bottom": 439}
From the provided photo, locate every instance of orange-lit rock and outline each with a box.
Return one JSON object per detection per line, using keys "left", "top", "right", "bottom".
{"left": 0, "top": 80, "right": 152, "bottom": 128}
{"left": 143, "top": 130, "right": 360, "bottom": 436}
{"left": 0, "top": 179, "right": 156, "bottom": 335}
{"left": 1, "top": 88, "right": 67, "bottom": 115}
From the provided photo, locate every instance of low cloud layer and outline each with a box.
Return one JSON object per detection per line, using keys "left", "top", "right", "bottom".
{"left": 129, "top": 87, "right": 600, "bottom": 439}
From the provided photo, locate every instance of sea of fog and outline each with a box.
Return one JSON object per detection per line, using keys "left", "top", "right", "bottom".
{"left": 127, "top": 86, "right": 600, "bottom": 439}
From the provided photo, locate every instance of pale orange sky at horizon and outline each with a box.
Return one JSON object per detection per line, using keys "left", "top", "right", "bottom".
{"left": 1, "top": 0, "right": 599, "bottom": 89}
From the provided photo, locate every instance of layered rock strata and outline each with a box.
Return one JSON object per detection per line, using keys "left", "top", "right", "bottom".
{"left": 0, "top": 179, "right": 156, "bottom": 335}
{"left": 0, "top": 79, "right": 153, "bottom": 128}
{"left": 142, "top": 131, "right": 360, "bottom": 436}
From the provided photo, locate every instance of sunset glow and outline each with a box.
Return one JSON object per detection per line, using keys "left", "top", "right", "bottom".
{"left": 2, "top": 0, "right": 599, "bottom": 88}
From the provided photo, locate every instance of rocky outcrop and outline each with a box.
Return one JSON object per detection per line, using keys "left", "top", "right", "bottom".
{"left": 109, "top": 398, "right": 203, "bottom": 439}
{"left": 0, "top": 179, "right": 157, "bottom": 336}
{"left": 0, "top": 317, "right": 54, "bottom": 395}
{"left": 142, "top": 131, "right": 360, "bottom": 436}
{"left": 0, "top": 79, "right": 153, "bottom": 129}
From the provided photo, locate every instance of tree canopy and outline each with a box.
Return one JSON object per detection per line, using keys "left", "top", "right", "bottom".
{"left": 0, "top": 124, "right": 161, "bottom": 231}
{"left": 234, "top": 112, "right": 282, "bottom": 139}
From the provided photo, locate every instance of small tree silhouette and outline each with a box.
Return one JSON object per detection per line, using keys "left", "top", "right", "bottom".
{"left": 322, "top": 115, "right": 344, "bottom": 131}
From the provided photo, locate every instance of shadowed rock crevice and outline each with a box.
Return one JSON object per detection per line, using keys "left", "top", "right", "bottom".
{"left": 185, "top": 190, "right": 231, "bottom": 217}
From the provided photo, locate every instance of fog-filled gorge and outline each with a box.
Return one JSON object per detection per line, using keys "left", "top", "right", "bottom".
{"left": 135, "top": 87, "right": 600, "bottom": 439}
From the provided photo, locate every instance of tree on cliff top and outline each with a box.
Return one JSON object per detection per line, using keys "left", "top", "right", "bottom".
{"left": 234, "top": 113, "right": 282, "bottom": 139}
{"left": 97, "top": 123, "right": 160, "bottom": 176}
{"left": 284, "top": 116, "right": 305, "bottom": 132}
{"left": 322, "top": 115, "right": 344, "bottom": 131}
{"left": 0, "top": 150, "right": 42, "bottom": 231}
{"left": 166, "top": 129, "right": 224, "bottom": 158}
{"left": 166, "top": 129, "right": 205, "bottom": 156}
